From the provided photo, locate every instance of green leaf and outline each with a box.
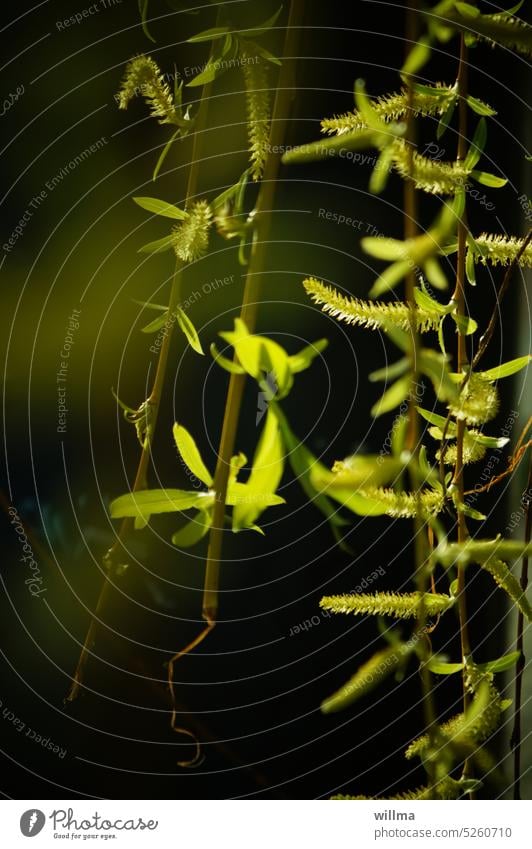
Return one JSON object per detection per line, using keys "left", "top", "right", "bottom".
{"left": 482, "top": 558, "right": 532, "bottom": 622}
{"left": 477, "top": 651, "right": 520, "bottom": 674}
{"left": 402, "top": 36, "right": 432, "bottom": 75}
{"left": 369, "top": 146, "right": 394, "bottom": 194}
{"left": 469, "top": 432, "right": 509, "bottom": 449}
{"left": 271, "top": 402, "right": 347, "bottom": 531}
{"left": 414, "top": 287, "right": 451, "bottom": 315}
{"left": 186, "top": 38, "right": 232, "bottom": 87}
{"left": 133, "top": 196, "right": 187, "bottom": 220}
{"left": 324, "top": 455, "right": 404, "bottom": 490}
{"left": 176, "top": 307, "right": 203, "bottom": 354}
{"left": 288, "top": 339, "right": 328, "bottom": 373}
{"left": 436, "top": 538, "right": 532, "bottom": 568}
{"left": 466, "top": 247, "right": 476, "bottom": 285}
{"left": 188, "top": 25, "right": 230, "bottom": 43}
{"left": 479, "top": 355, "right": 531, "bottom": 380}
{"left": 132, "top": 299, "right": 167, "bottom": 312}
{"left": 467, "top": 94, "right": 496, "bottom": 117}
{"left": 251, "top": 42, "right": 282, "bottom": 66}
{"left": 426, "top": 657, "right": 464, "bottom": 675}
{"left": 321, "top": 643, "right": 414, "bottom": 713}
{"left": 212, "top": 168, "right": 250, "bottom": 211}
{"left": 281, "top": 128, "right": 389, "bottom": 166}
{"left": 220, "top": 319, "right": 293, "bottom": 398}
{"left": 419, "top": 349, "right": 458, "bottom": 402}
{"left": 237, "top": 7, "right": 283, "bottom": 39}
{"left": 470, "top": 170, "right": 507, "bottom": 188}
{"left": 455, "top": 1, "right": 480, "bottom": 16}
{"left": 233, "top": 408, "right": 284, "bottom": 531}
{"left": 369, "top": 357, "right": 409, "bottom": 382}
{"left": 438, "top": 317, "right": 446, "bottom": 355}
{"left": 459, "top": 502, "right": 487, "bottom": 521}
{"left": 361, "top": 237, "right": 406, "bottom": 261}
{"left": 371, "top": 375, "right": 410, "bottom": 418}
{"left": 226, "top": 481, "right": 285, "bottom": 509}
{"left": 423, "top": 257, "right": 448, "bottom": 291}
{"left": 210, "top": 342, "right": 245, "bottom": 374}
{"left": 464, "top": 118, "right": 487, "bottom": 171}
{"left": 437, "top": 96, "right": 457, "bottom": 139}
{"left": 141, "top": 312, "right": 169, "bottom": 334}
{"left": 369, "top": 260, "right": 411, "bottom": 297}
{"left": 153, "top": 129, "right": 181, "bottom": 181}
{"left": 173, "top": 423, "right": 212, "bottom": 486}
{"left": 138, "top": 0, "right": 156, "bottom": 43}
{"left": 138, "top": 234, "right": 175, "bottom": 254}
{"left": 451, "top": 313, "right": 478, "bottom": 335}
{"left": 110, "top": 488, "right": 212, "bottom": 520}
{"left": 417, "top": 406, "right": 457, "bottom": 434}
{"left": 171, "top": 510, "right": 212, "bottom": 547}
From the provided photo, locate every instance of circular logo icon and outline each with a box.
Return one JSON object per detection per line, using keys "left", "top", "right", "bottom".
{"left": 20, "top": 810, "right": 46, "bottom": 837}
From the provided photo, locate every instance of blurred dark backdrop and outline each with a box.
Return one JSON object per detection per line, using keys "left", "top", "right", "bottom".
{"left": 1, "top": 0, "right": 530, "bottom": 799}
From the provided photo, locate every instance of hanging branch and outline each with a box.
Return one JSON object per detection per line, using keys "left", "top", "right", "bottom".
{"left": 453, "top": 37, "right": 474, "bottom": 697}
{"left": 472, "top": 228, "right": 532, "bottom": 370}
{"left": 404, "top": 0, "right": 437, "bottom": 793}
{"left": 510, "top": 457, "right": 531, "bottom": 799}
{"left": 66, "top": 74, "right": 215, "bottom": 706}
{"left": 170, "top": 0, "right": 304, "bottom": 658}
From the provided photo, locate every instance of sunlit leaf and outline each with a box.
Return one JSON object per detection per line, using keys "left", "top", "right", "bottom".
{"left": 233, "top": 408, "right": 284, "bottom": 531}
{"left": 371, "top": 375, "right": 410, "bottom": 418}
{"left": 138, "top": 234, "right": 175, "bottom": 254}
{"left": 171, "top": 510, "right": 212, "bottom": 547}
{"left": 479, "top": 355, "right": 531, "bottom": 380}
{"left": 173, "top": 423, "right": 213, "bottom": 486}
{"left": 133, "top": 196, "right": 187, "bottom": 219}
{"left": 176, "top": 307, "right": 203, "bottom": 354}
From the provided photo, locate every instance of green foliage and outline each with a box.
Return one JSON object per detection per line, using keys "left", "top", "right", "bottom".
{"left": 321, "top": 641, "right": 415, "bottom": 714}
{"left": 109, "top": 422, "right": 286, "bottom": 537}
{"left": 433, "top": 2, "right": 532, "bottom": 57}
{"left": 405, "top": 661, "right": 509, "bottom": 762}
{"left": 232, "top": 408, "right": 284, "bottom": 532}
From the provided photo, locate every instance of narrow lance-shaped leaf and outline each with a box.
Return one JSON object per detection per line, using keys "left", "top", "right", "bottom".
{"left": 173, "top": 423, "right": 212, "bottom": 486}
{"left": 176, "top": 307, "right": 203, "bottom": 355}
{"left": 133, "top": 196, "right": 187, "bottom": 219}
{"left": 232, "top": 408, "right": 285, "bottom": 531}
{"left": 481, "top": 557, "right": 532, "bottom": 622}
{"left": 171, "top": 510, "right": 212, "bottom": 547}
{"left": 321, "top": 642, "right": 415, "bottom": 714}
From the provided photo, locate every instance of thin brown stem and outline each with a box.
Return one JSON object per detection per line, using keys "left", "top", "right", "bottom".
{"left": 66, "top": 76, "right": 215, "bottom": 703}
{"left": 202, "top": 0, "right": 305, "bottom": 625}
{"left": 510, "top": 457, "right": 531, "bottom": 800}
{"left": 472, "top": 228, "right": 532, "bottom": 370}
{"left": 453, "top": 37, "right": 474, "bottom": 792}
{"left": 404, "top": 1, "right": 437, "bottom": 794}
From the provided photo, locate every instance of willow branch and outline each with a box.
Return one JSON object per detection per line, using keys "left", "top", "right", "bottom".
{"left": 472, "top": 228, "right": 532, "bottom": 370}
{"left": 66, "top": 76, "right": 215, "bottom": 703}
{"left": 202, "top": 0, "right": 305, "bottom": 625}
{"left": 510, "top": 457, "right": 531, "bottom": 800}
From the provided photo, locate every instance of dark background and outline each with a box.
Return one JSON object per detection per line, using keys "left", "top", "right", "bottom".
{"left": 0, "top": 0, "right": 530, "bottom": 799}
